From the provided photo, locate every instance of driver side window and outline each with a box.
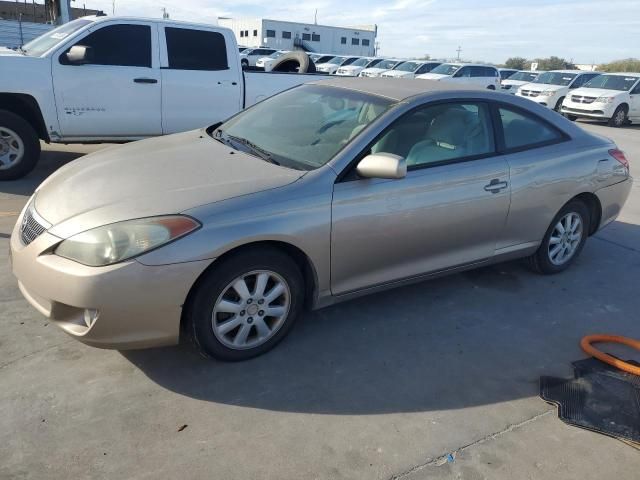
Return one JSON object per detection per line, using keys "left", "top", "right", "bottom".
{"left": 369, "top": 102, "right": 495, "bottom": 169}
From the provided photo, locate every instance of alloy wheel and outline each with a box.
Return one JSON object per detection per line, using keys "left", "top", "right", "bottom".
{"left": 211, "top": 270, "right": 291, "bottom": 350}
{"left": 0, "top": 127, "right": 25, "bottom": 170}
{"left": 548, "top": 212, "right": 583, "bottom": 266}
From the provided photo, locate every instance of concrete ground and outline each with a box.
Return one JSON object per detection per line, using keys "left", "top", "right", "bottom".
{"left": 1, "top": 122, "right": 639, "bottom": 480}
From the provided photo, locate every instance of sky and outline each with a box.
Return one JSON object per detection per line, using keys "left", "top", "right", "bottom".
{"left": 85, "top": 0, "right": 640, "bottom": 64}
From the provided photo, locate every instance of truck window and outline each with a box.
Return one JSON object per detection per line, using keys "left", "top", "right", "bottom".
{"left": 61, "top": 24, "right": 151, "bottom": 67}
{"left": 165, "top": 27, "right": 228, "bottom": 71}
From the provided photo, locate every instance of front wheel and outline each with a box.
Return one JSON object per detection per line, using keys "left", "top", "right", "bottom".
{"left": 608, "top": 105, "right": 628, "bottom": 128}
{"left": 187, "top": 247, "right": 304, "bottom": 361}
{"left": 0, "top": 110, "right": 41, "bottom": 181}
{"left": 525, "top": 200, "right": 590, "bottom": 275}
{"left": 554, "top": 97, "right": 565, "bottom": 112}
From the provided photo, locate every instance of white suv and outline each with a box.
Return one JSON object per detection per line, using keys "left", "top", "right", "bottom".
{"left": 380, "top": 61, "right": 442, "bottom": 79}
{"left": 239, "top": 47, "right": 278, "bottom": 68}
{"left": 416, "top": 63, "right": 501, "bottom": 89}
{"left": 359, "top": 59, "right": 404, "bottom": 77}
{"left": 515, "top": 70, "right": 601, "bottom": 111}
{"left": 336, "top": 57, "right": 383, "bottom": 76}
{"left": 561, "top": 72, "right": 640, "bottom": 127}
{"left": 500, "top": 70, "right": 542, "bottom": 94}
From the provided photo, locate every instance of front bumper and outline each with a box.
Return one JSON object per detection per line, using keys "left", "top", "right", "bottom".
{"left": 10, "top": 216, "right": 212, "bottom": 350}
{"left": 561, "top": 102, "right": 615, "bottom": 119}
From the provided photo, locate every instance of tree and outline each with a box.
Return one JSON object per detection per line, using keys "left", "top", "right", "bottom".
{"left": 505, "top": 57, "right": 528, "bottom": 70}
{"left": 534, "top": 56, "right": 575, "bottom": 71}
{"left": 599, "top": 58, "right": 640, "bottom": 73}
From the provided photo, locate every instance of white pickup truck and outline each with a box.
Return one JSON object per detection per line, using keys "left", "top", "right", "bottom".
{"left": 0, "top": 16, "right": 329, "bottom": 179}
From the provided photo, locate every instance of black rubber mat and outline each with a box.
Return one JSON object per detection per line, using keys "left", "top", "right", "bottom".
{"left": 540, "top": 357, "right": 640, "bottom": 444}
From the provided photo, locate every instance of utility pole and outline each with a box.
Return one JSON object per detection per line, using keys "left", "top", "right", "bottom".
{"left": 162, "top": 7, "right": 169, "bottom": 19}
{"left": 456, "top": 46, "right": 462, "bottom": 61}
{"left": 314, "top": 9, "right": 317, "bottom": 25}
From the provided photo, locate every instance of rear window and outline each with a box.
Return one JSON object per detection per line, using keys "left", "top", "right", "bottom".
{"left": 165, "top": 27, "right": 228, "bottom": 71}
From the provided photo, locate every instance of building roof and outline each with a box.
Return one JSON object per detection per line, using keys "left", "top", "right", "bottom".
{"left": 311, "top": 77, "right": 487, "bottom": 101}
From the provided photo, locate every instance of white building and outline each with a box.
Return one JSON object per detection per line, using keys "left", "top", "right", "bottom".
{"left": 218, "top": 17, "right": 377, "bottom": 56}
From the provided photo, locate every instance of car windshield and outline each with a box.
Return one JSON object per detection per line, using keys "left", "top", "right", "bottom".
{"left": 212, "top": 85, "right": 393, "bottom": 171}
{"left": 351, "top": 58, "right": 370, "bottom": 67}
{"left": 21, "top": 18, "right": 92, "bottom": 56}
{"left": 395, "top": 61, "right": 420, "bottom": 72}
{"left": 508, "top": 71, "right": 539, "bottom": 82}
{"left": 328, "top": 57, "right": 345, "bottom": 65}
{"left": 533, "top": 72, "right": 577, "bottom": 86}
{"left": 583, "top": 75, "right": 638, "bottom": 91}
{"left": 374, "top": 59, "right": 400, "bottom": 70}
{"left": 430, "top": 63, "right": 461, "bottom": 75}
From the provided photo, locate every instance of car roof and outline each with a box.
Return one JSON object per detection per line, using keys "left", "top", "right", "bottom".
{"left": 546, "top": 70, "right": 591, "bottom": 74}
{"left": 312, "top": 77, "right": 494, "bottom": 101}
{"left": 605, "top": 72, "right": 640, "bottom": 77}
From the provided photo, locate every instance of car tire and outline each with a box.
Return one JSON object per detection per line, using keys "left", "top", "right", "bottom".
{"left": 270, "top": 51, "right": 315, "bottom": 73}
{"left": 563, "top": 113, "right": 578, "bottom": 121}
{"left": 525, "top": 200, "right": 590, "bottom": 275}
{"left": 187, "top": 247, "right": 305, "bottom": 361}
{"left": 0, "top": 110, "right": 40, "bottom": 181}
{"left": 608, "top": 105, "right": 628, "bottom": 128}
{"left": 554, "top": 97, "right": 565, "bottom": 112}
{"left": 487, "top": 85, "right": 496, "bottom": 90}
{"left": 241, "top": 59, "right": 249, "bottom": 68}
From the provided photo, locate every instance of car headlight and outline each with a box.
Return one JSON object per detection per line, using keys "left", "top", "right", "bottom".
{"left": 595, "top": 96, "right": 615, "bottom": 104}
{"left": 539, "top": 90, "right": 555, "bottom": 96}
{"left": 55, "top": 216, "right": 200, "bottom": 267}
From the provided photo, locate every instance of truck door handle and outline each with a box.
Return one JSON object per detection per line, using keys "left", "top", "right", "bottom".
{"left": 484, "top": 179, "right": 508, "bottom": 193}
{"left": 133, "top": 78, "right": 158, "bottom": 84}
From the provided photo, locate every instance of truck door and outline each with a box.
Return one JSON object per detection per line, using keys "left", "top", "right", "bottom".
{"left": 51, "top": 21, "right": 162, "bottom": 139}
{"left": 159, "top": 25, "right": 243, "bottom": 134}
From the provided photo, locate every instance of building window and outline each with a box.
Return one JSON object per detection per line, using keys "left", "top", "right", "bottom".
{"left": 266, "top": 29, "right": 276, "bottom": 38}
{"left": 282, "top": 31, "right": 291, "bottom": 39}
{"left": 311, "top": 33, "right": 320, "bottom": 41}
{"left": 362, "top": 39, "right": 370, "bottom": 46}
{"left": 302, "top": 33, "right": 311, "bottom": 41}
{"left": 244, "top": 30, "right": 249, "bottom": 37}
{"left": 341, "top": 37, "right": 346, "bottom": 44}
{"left": 240, "top": 31, "right": 244, "bottom": 38}
{"left": 253, "top": 30, "right": 258, "bottom": 37}
{"left": 352, "top": 38, "right": 359, "bottom": 45}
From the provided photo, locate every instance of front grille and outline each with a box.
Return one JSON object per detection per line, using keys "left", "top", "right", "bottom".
{"left": 520, "top": 89, "right": 539, "bottom": 98}
{"left": 571, "top": 95, "right": 597, "bottom": 104}
{"left": 20, "top": 203, "right": 50, "bottom": 246}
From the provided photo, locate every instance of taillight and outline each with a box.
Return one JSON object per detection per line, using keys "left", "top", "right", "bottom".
{"left": 609, "top": 148, "right": 629, "bottom": 169}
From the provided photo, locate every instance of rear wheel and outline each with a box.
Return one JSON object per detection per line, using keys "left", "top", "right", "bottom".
{"left": 525, "top": 200, "right": 590, "bottom": 275}
{"left": 187, "top": 247, "right": 304, "bottom": 361}
{"left": 608, "top": 105, "right": 628, "bottom": 128}
{"left": 0, "top": 110, "right": 40, "bottom": 181}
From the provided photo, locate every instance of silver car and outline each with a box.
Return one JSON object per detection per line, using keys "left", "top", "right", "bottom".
{"left": 10, "top": 78, "right": 633, "bottom": 361}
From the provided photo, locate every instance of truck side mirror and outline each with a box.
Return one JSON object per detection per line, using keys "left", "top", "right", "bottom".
{"left": 65, "top": 45, "right": 92, "bottom": 65}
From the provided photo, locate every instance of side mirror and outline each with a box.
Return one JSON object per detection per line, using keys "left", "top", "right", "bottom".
{"left": 66, "top": 45, "right": 92, "bottom": 65}
{"left": 356, "top": 153, "right": 406, "bottom": 180}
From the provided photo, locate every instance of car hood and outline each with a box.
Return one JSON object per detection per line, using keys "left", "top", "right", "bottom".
{"left": 35, "top": 129, "right": 305, "bottom": 238}
{"left": 502, "top": 79, "right": 529, "bottom": 87}
{"left": 0, "top": 46, "right": 22, "bottom": 56}
{"left": 416, "top": 73, "right": 449, "bottom": 80}
{"left": 520, "top": 83, "right": 565, "bottom": 92}
{"left": 361, "top": 67, "right": 389, "bottom": 75}
{"left": 569, "top": 87, "right": 625, "bottom": 98}
{"left": 382, "top": 70, "right": 412, "bottom": 78}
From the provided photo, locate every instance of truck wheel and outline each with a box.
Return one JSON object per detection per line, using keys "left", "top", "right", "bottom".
{"left": 563, "top": 114, "right": 578, "bottom": 121}
{"left": 270, "top": 51, "right": 316, "bottom": 74}
{"left": 608, "top": 105, "right": 627, "bottom": 128}
{"left": 554, "top": 97, "right": 565, "bottom": 112}
{"left": 0, "top": 110, "right": 40, "bottom": 181}
{"left": 241, "top": 59, "right": 249, "bottom": 68}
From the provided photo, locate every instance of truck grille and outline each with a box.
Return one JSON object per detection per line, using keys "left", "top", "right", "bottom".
{"left": 571, "top": 95, "right": 597, "bottom": 104}
{"left": 20, "top": 203, "right": 50, "bottom": 246}
{"left": 520, "top": 89, "right": 539, "bottom": 98}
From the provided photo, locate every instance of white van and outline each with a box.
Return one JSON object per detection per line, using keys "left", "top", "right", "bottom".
{"left": 380, "top": 61, "right": 442, "bottom": 79}
{"left": 515, "top": 70, "right": 601, "bottom": 111}
{"left": 561, "top": 72, "right": 640, "bottom": 127}
{"left": 315, "top": 56, "right": 361, "bottom": 74}
{"left": 335, "top": 57, "right": 384, "bottom": 76}
{"left": 359, "top": 59, "right": 404, "bottom": 77}
{"left": 416, "top": 63, "right": 501, "bottom": 89}
{"left": 500, "top": 70, "right": 543, "bottom": 94}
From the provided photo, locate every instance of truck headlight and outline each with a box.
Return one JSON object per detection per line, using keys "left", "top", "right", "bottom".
{"left": 55, "top": 216, "right": 200, "bottom": 267}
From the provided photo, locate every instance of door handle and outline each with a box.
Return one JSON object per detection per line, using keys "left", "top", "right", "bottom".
{"left": 133, "top": 78, "right": 158, "bottom": 84}
{"left": 484, "top": 179, "right": 508, "bottom": 193}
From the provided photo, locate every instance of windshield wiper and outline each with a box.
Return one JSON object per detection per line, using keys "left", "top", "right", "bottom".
{"left": 216, "top": 131, "right": 280, "bottom": 165}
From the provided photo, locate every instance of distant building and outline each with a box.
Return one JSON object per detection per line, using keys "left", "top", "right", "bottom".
{"left": 218, "top": 17, "right": 377, "bottom": 56}
{"left": 0, "top": 1, "right": 103, "bottom": 24}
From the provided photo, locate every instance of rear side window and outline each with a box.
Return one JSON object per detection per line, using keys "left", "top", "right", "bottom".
{"left": 165, "top": 27, "right": 228, "bottom": 71}
{"left": 64, "top": 24, "right": 151, "bottom": 67}
{"left": 499, "top": 107, "right": 563, "bottom": 151}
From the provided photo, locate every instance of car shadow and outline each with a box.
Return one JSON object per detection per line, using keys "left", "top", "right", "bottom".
{"left": 121, "top": 224, "right": 640, "bottom": 414}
